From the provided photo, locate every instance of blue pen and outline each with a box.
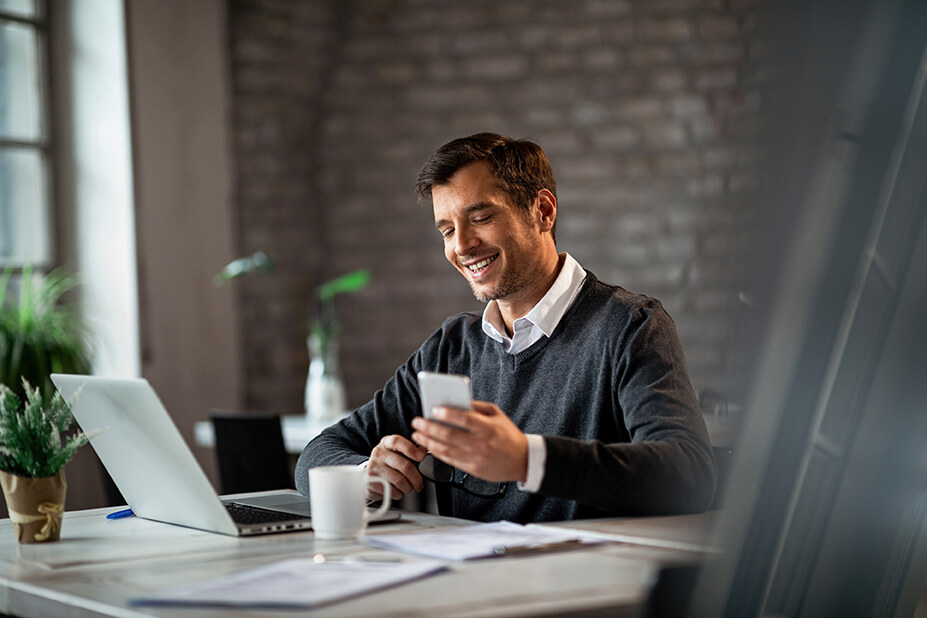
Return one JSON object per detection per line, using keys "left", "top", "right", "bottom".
{"left": 106, "top": 508, "right": 134, "bottom": 520}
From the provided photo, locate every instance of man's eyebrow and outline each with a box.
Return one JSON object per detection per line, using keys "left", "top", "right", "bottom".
{"left": 434, "top": 202, "right": 495, "bottom": 229}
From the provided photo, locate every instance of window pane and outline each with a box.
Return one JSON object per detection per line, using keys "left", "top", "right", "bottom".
{"left": 0, "top": 0, "right": 35, "bottom": 19}
{"left": 0, "top": 147, "right": 51, "bottom": 266}
{"left": 0, "top": 20, "right": 42, "bottom": 141}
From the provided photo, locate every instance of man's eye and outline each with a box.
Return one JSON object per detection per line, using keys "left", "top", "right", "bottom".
{"left": 440, "top": 229, "right": 454, "bottom": 239}
{"left": 473, "top": 215, "right": 491, "bottom": 224}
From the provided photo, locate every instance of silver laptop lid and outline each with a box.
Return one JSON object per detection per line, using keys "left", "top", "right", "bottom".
{"left": 51, "top": 374, "right": 240, "bottom": 536}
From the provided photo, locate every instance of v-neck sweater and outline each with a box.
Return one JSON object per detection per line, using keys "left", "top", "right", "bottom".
{"left": 296, "top": 271, "right": 716, "bottom": 523}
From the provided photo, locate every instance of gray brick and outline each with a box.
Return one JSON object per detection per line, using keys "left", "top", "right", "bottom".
{"left": 570, "top": 102, "right": 611, "bottom": 125}
{"left": 694, "top": 67, "right": 739, "bottom": 91}
{"left": 702, "top": 146, "right": 737, "bottom": 169}
{"left": 643, "top": 121, "right": 689, "bottom": 149}
{"left": 613, "top": 96, "right": 666, "bottom": 119}
{"left": 687, "top": 174, "right": 725, "bottom": 198}
{"left": 524, "top": 107, "right": 566, "bottom": 127}
{"left": 591, "top": 126, "right": 642, "bottom": 151}
{"left": 405, "top": 85, "right": 494, "bottom": 109}
{"left": 557, "top": 157, "right": 616, "bottom": 181}
{"left": 669, "top": 94, "right": 710, "bottom": 117}
{"left": 453, "top": 31, "right": 511, "bottom": 55}
{"left": 464, "top": 55, "right": 529, "bottom": 80}
{"left": 689, "top": 116, "right": 721, "bottom": 142}
{"left": 424, "top": 60, "right": 456, "bottom": 81}
{"left": 537, "top": 51, "right": 576, "bottom": 72}
{"left": 587, "top": 0, "right": 633, "bottom": 17}
{"left": 609, "top": 242, "right": 653, "bottom": 266}
{"left": 628, "top": 45, "right": 676, "bottom": 66}
{"left": 582, "top": 48, "right": 623, "bottom": 70}
{"left": 657, "top": 235, "right": 697, "bottom": 261}
{"left": 656, "top": 152, "right": 701, "bottom": 175}
{"left": 639, "top": 17, "right": 694, "bottom": 42}
{"left": 376, "top": 62, "right": 417, "bottom": 84}
{"left": 559, "top": 25, "right": 604, "bottom": 48}
{"left": 698, "top": 15, "right": 740, "bottom": 38}
{"left": 614, "top": 155, "right": 654, "bottom": 180}
{"left": 650, "top": 68, "right": 688, "bottom": 92}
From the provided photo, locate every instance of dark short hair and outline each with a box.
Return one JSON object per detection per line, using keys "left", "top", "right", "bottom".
{"left": 416, "top": 132, "right": 557, "bottom": 239}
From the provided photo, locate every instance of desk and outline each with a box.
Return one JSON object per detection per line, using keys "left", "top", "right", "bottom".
{"left": 0, "top": 494, "right": 720, "bottom": 618}
{"left": 193, "top": 415, "right": 347, "bottom": 455}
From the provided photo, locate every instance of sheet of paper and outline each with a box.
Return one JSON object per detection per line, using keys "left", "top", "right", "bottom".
{"left": 130, "top": 558, "right": 447, "bottom": 609}
{"left": 362, "top": 521, "right": 607, "bottom": 560}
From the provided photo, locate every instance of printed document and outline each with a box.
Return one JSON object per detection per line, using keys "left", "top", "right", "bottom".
{"left": 130, "top": 557, "right": 447, "bottom": 609}
{"left": 363, "top": 521, "right": 608, "bottom": 560}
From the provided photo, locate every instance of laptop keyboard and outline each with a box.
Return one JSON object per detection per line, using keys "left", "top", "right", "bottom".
{"left": 224, "top": 502, "right": 308, "bottom": 524}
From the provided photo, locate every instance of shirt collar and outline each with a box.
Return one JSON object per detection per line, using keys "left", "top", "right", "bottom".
{"left": 481, "top": 253, "right": 587, "bottom": 343}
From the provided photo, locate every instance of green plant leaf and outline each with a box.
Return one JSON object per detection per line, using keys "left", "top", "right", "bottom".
{"left": 317, "top": 269, "right": 371, "bottom": 301}
{"left": 213, "top": 251, "right": 275, "bottom": 286}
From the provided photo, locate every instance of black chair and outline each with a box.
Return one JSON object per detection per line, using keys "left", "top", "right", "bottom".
{"left": 210, "top": 411, "right": 294, "bottom": 495}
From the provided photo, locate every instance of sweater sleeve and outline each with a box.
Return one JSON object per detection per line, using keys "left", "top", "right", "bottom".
{"left": 539, "top": 302, "right": 717, "bottom": 515}
{"left": 294, "top": 338, "right": 430, "bottom": 496}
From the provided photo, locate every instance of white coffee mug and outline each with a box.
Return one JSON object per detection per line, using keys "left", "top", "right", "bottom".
{"left": 308, "top": 465, "right": 392, "bottom": 540}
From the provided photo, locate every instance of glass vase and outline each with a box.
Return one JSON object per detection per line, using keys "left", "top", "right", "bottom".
{"left": 304, "top": 332, "right": 347, "bottom": 421}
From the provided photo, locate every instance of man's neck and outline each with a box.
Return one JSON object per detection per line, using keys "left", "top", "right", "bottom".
{"left": 496, "top": 253, "right": 565, "bottom": 336}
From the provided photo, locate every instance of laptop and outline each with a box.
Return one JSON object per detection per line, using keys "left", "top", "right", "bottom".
{"left": 50, "top": 374, "right": 399, "bottom": 536}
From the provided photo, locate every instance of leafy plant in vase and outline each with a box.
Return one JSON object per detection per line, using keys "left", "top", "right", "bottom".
{"left": 0, "top": 267, "right": 92, "bottom": 402}
{"left": 0, "top": 380, "right": 97, "bottom": 543}
{"left": 306, "top": 269, "right": 371, "bottom": 421}
{"left": 212, "top": 254, "right": 371, "bottom": 420}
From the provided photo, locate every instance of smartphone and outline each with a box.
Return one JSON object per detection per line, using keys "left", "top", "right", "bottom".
{"left": 417, "top": 371, "right": 472, "bottom": 430}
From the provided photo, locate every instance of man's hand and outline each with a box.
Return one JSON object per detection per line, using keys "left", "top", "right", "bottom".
{"left": 410, "top": 400, "right": 528, "bottom": 483}
{"left": 366, "top": 435, "right": 427, "bottom": 501}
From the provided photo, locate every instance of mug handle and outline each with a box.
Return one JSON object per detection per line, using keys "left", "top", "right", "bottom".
{"left": 363, "top": 476, "right": 392, "bottom": 523}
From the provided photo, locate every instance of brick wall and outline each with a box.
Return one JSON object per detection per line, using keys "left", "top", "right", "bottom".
{"left": 228, "top": 0, "right": 764, "bottom": 415}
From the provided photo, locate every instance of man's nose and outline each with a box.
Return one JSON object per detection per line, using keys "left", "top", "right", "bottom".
{"left": 454, "top": 224, "right": 478, "bottom": 255}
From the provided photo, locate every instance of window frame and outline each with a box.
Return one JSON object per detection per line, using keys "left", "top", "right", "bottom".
{"left": 0, "top": 0, "right": 55, "bottom": 272}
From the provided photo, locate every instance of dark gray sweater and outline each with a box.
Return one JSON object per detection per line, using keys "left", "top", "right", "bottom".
{"left": 295, "top": 272, "right": 716, "bottom": 523}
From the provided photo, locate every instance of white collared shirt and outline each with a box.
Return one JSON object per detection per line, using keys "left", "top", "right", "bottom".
{"left": 481, "top": 253, "right": 587, "bottom": 493}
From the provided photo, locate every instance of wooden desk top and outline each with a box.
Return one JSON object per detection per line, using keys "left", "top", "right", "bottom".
{"left": 0, "top": 498, "right": 720, "bottom": 618}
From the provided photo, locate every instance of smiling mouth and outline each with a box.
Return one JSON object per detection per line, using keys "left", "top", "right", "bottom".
{"left": 463, "top": 254, "right": 498, "bottom": 275}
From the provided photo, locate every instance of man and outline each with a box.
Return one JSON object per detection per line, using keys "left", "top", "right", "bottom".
{"left": 295, "top": 133, "right": 716, "bottom": 523}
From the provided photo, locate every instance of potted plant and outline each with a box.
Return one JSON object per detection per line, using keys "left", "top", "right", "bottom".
{"left": 305, "top": 269, "right": 371, "bottom": 420}
{"left": 213, "top": 253, "right": 371, "bottom": 420}
{"left": 0, "top": 379, "right": 96, "bottom": 543}
{"left": 0, "top": 266, "right": 92, "bottom": 402}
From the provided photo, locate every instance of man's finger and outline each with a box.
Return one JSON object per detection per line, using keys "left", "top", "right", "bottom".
{"left": 381, "top": 434, "right": 428, "bottom": 462}
{"left": 368, "top": 460, "right": 415, "bottom": 496}
{"left": 470, "top": 400, "right": 501, "bottom": 416}
{"left": 413, "top": 416, "right": 477, "bottom": 445}
{"left": 430, "top": 406, "right": 476, "bottom": 431}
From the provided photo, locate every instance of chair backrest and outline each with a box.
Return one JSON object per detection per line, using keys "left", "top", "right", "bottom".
{"left": 209, "top": 411, "right": 293, "bottom": 495}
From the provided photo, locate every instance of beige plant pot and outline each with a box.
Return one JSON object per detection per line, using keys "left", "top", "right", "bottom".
{"left": 0, "top": 470, "right": 67, "bottom": 544}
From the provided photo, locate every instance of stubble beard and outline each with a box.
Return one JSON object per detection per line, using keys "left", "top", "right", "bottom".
{"left": 466, "top": 262, "right": 531, "bottom": 304}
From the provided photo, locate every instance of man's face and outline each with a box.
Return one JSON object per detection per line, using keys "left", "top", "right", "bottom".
{"left": 432, "top": 161, "right": 553, "bottom": 307}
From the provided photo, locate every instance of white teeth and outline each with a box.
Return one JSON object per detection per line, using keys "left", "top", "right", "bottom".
{"left": 467, "top": 256, "right": 497, "bottom": 272}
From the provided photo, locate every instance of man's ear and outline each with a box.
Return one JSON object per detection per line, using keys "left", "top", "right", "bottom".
{"left": 536, "top": 189, "right": 557, "bottom": 233}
